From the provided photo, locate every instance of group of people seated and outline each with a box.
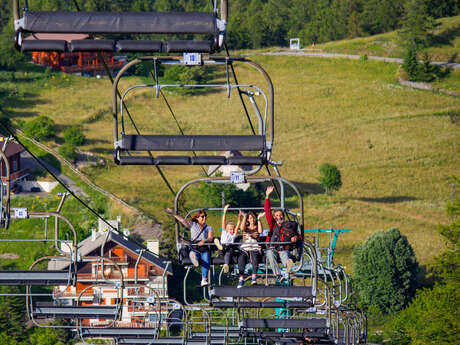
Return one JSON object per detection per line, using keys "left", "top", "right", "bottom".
{"left": 165, "top": 186, "right": 301, "bottom": 287}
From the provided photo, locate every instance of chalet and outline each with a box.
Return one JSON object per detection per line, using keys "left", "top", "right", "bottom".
{"left": 49, "top": 218, "right": 172, "bottom": 328}
{"left": 25, "top": 33, "right": 125, "bottom": 75}
{"left": 0, "top": 136, "right": 29, "bottom": 184}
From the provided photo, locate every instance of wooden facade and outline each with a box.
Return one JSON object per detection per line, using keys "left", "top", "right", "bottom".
{"left": 0, "top": 137, "right": 29, "bottom": 183}
{"left": 26, "top": 34, "right": 125, "bottom": 74}
{"left": 53, "top": 231, "right": 170, "bottom": 328}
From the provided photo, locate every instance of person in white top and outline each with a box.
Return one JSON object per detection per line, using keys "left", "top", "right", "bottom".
{"left": 214, "top": 204, "right": 242, "bottom": 273}
{"left": 165, "top": 208, "right": 213, "bottom": 287}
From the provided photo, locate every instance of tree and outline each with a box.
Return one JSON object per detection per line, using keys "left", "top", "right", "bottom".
{"left": 29, "top": 326, "right": 65, "bottom": 345}
{"left": 58, "top": 143, "right": 77, "bottom": 162}
{"left": 0, "top": 113, "right": 12, "bottom": 136}
{"left": 63, "top": 126, "right": 86, "bottom": 146}
{"left": 198, "top": 181, "right": 264, "bottom": 208}
{"left": 386, "top": 283, "right": 459, "bottom": 345}
{"left": 24, "top": 115, "right": 55, "bottom": 140}
{"left": 353, "top": 228, "right": 419, "bottom": 314}
{"left": 0, "top": 286, "right": 26, "bottom": 341}
{"left": 318, "top": 163, "right": 342, "bottom": 194}
{"left": 399, "top": 0, "right": 435, "bottom": 51}
{"left": 385, "top": 179, "right": 460, "bottom": 344}
{"left": 0, "top": 332, "right": 27, "bottom": 345}
{"left": 0, "top": 19, "right": 25, "bottom": 70}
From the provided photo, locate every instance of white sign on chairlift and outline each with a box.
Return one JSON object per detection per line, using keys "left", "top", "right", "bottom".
{"left": 230, "top": 171, "right": 246, "bottom": 184}
{"left": 13, "top": 208, "right": 28, "bottom": 219}
{"left": 183, "top": 53, "right": 202, "bottom": 66}
{"left": 147, "top": 296, "right": 155, "bottom": 303}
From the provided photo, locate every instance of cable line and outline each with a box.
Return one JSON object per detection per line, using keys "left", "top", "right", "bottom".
{"left": 223, "top": 44, "right": 281, "bottom": 200}
{"left": 72, "top": 0, "right": 176, "bottom": 197}
{"left": 148, "top": 68, "right": 209, "bottom": 177}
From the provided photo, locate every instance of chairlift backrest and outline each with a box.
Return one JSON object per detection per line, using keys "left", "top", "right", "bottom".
{"left": 13, "top": 1, "right": 228, "bottom": 53}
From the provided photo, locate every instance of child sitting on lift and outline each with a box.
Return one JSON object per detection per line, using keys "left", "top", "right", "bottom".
{"left": 214, "top": 204, "right": 241, "bottom": 273}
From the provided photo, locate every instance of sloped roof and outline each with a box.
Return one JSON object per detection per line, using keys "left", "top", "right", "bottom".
{"left": 50, "top": 230, "right": 173, "bottom": 275}
{"left": 0, "top": 136, "right": 25, "bottom": 157}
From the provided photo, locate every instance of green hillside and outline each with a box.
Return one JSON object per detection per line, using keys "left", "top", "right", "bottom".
{"left": 1, "top": 53, "right": 459, "bottom": 270}
{"left": 318, "top": 15, "right": 460, "bottom": 63}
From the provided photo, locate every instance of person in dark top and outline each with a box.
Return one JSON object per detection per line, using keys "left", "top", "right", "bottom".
{"left": 237, "top": 211, "right": 264, "bottom": 288}
{"left": 264, "top": 186, "right": 297, "bottom": 281}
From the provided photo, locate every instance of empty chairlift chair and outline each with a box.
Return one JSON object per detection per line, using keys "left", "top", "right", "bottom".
{"left": 210, "top": 285, "right": 314, "bottom": 309}
{"left": 112, "top": 56, "right": 275, "bottom": 169}
{"left": 13, "top": 0, "right": 228, "bottom": 54}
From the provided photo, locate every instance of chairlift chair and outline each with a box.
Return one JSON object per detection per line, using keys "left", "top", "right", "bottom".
{"left": 112, "top": 56, "right": 275, "bottom": 171}
{"left": 13, "top": 0, "right": 228, "bottom": 54}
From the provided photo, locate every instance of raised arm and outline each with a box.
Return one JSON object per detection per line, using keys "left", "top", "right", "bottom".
{"left": 264, "top": 186, "right": 275, "bottom": 227}
{"left": 221, "top": 204, "right": 230, "bottom": 232}
{"left": 240, "top": 212, "right": 248, "bottom": 231}
{"left": 164, "top": 208, "right": 191, "bottom": 228}
{"left": 257, "top": 212, "right": 264, "bottom": 234}
{"left": 235, "top": 209, "right": 243, "bottom": 233}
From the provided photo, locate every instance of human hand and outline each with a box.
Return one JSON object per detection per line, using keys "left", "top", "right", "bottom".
{"left": 291, "top": 236, "right": 297, "bottom": 242}
{"left": 164, "top": 208, "right": 174, "bottom": 215}
{"left": 238, "top": 209, "right": 245, "bottom": 217}
{"left": 223, "top": 204, "right": 230, "bottom": 213}
{"left": 266, "top": 186, "right": 274, "bottom": 196}
{"left": 198, "top": 240, "right": 204, "bottom": 246}
{"left": 257, "top": 212, "right": 265, "bottom": 220}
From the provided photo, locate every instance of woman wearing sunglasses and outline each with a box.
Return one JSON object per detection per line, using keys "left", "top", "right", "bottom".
{"left": 165, "top": 208, "right": 213, "bottom": 287}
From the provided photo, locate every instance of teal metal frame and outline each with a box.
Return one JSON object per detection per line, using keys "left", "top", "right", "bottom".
{"left": 304, "top": 229, "right": 350, "bottom": 268}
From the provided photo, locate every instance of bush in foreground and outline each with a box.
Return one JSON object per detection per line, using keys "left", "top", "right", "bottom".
{"left": 353, "top": 228, "right": 419, "bottom": 314}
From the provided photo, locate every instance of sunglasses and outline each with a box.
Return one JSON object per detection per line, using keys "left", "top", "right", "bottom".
{"left": 199, "top": 215, "right": 207, "bottom": 219}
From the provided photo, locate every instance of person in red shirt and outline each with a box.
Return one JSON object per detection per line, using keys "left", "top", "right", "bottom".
{"left": 264, "top": 186, "right": 297, "bottom": 280}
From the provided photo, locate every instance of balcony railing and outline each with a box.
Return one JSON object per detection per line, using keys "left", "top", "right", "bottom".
{"left": 60, "top": 61, "right": 125, "bottom": 73}
{"left": 77, "top": 271, "right": 149, "bottom": 280}
{"left": 1, "top": 168, "right": 29, "bottom": 182}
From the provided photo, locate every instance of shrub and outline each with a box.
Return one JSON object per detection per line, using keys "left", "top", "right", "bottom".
{"left": 24, "top": 115, "right": 55, "bottom": 140}
{"left": 58, "top": 143, "right": 77, "bottom": 162}
{"left": 63, "top": 126, "right": 86, "bottom": 146}
{"left": 198, "top": 181, "right": 264, "bottom": 208}
{"left": 402, "top": 43, "right": 419, "bottom": 81}
{"left": 318, "top": 163, "right": 342, "bottom": 194}
{"left": 385, "top": 283, "right": 459, "bottom": 345}
{"left": 353, "top": 228, "right": 419, "bottom": 314}
{"left": 162, "top": 65, "right": 211, "bottom": 95}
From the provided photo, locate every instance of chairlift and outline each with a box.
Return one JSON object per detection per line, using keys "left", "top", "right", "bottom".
{"left": 13, "top": 0, "right": 228, "bottom": 54}
{"left": 112, "top": 56, "right": 275, "bottom": 170}
{"left": 0, "top": 210, "right": 78, "bottom": 289}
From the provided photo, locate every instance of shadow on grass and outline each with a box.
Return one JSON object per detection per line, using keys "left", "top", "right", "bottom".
{"left": 91, "top": 147, "right": 114, "bottom": 155}
{"left": 356, "top": 196, "right": 417, "bottom": 203}
{"left": 432, "top": 25, "right": 460, "bottom": 47}
{"left": 417, "top": 264, "right": 438, "bottom": 289}
{"left": 290, "top": 181, "right": 324, "bottom": 196}
{"left": 38, "top": 152, "right": 62, "bottom": 174}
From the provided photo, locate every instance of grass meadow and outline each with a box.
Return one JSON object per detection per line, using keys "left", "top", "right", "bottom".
{"left": 2, "top": 51, "right": 460, "bottom": 270}
{"left": 317, "top": 15, "right": 460, "bottom": 64}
